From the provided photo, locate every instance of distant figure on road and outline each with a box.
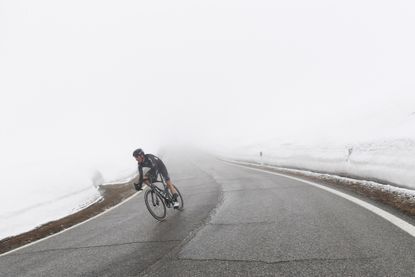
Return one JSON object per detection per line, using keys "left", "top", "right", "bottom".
{"left": 132, "top": 148, "right": 179, "bottom": 208}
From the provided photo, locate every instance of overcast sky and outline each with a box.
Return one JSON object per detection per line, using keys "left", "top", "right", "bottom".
{"left": 1, "top": 0, "right": 415, "bottom": 166}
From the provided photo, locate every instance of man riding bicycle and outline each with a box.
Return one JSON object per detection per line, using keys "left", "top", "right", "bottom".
{"left": 133, "top": 148, "right": 180, "bottom": 208}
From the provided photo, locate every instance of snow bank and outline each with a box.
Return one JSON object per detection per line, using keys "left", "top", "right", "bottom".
{"left": 0, "top": 186, "right": 100, "bottom": 239}
{"left": 0, "top": 158, "right": 136, "bottom": 240}
{"left": 224, "top": 113, "right": 415, "bottom": 190}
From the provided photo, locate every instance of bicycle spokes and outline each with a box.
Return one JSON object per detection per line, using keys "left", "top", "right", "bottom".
{"left": 145, "top": 189, "right": 167, "bottom": 221}
{"left": 143, "top": 182, "right": 184, "bottom": 221}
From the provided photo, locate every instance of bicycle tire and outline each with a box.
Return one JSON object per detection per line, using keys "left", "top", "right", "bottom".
{"left": 144, "top": 189, "right": 167, "bottom": 221}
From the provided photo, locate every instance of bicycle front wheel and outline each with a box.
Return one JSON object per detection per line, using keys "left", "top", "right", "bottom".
{"left": 144, "top": 189, "right": 167, "bottom": 221}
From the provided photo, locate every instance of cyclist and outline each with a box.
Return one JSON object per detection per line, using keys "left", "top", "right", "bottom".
{"left": 132, "top": 148, "right": 180, "bottom": 208}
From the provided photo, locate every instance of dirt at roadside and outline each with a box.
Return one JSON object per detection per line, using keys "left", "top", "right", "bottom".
{"left": 0, "top": 183, "right": 137, "bottom": 255}
{"left": 241, "top": 162, "right": 415, "bottom": 217}
{"left": 298, "top": 172, "right": 415, "bottom": 216}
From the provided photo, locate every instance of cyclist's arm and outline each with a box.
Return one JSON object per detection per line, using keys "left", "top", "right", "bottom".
{"left": 138, "top": 165, "right": 144, "bottom": 186}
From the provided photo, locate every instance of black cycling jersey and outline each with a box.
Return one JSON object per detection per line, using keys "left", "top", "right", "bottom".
{"left": 138, "top": 154, "right": 170, "bottom": 185}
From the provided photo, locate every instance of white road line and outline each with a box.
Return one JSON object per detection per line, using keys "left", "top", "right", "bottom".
{"left": 0, "top": 190, "right": 142, "bottom": 257}
{"left": 227, "top": 161, "right": 415, "bottom": 239}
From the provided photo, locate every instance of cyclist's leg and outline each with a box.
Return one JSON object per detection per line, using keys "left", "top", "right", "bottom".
{"left": 166, "top": 179, "right": 177, "bottom": 194}
{"left": 166, "top": 178, "right": 179, "bottom": 208}
{"left": 159, "top": 165, "right": 177, "bottom": 195}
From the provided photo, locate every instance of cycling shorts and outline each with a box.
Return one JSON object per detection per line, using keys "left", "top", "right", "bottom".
{"left": 145, "top": 163, "right": 170, "bottom": 182}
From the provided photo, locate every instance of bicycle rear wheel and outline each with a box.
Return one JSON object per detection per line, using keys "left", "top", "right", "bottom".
{"left": 144, "top": 189, "right": 167, "bottom": 221}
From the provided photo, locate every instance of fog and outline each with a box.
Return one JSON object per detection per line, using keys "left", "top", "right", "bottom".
{"left": 1, "top": 1, "right": 415, "bottom": 187}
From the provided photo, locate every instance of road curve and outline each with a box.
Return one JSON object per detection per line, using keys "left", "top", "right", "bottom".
{"left": 1, "top": 151, "right": 414, "bottom": 277}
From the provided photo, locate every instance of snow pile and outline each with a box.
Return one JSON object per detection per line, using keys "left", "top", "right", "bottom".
{"left": 224, "top": 113, "right": 415, "bottom": 190}
{"left": 0, "top": 186, "right": 100, "bottom": 240}
{"left": 234, "top": 160, "right": 415, "bottom": 200}
{"left": 0, "top": 159, "right": 136, "bottom": 240}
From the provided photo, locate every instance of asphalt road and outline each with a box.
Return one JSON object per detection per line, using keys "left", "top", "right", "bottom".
{"left": 1, "top": 152, "right": 415, "bottom": 276}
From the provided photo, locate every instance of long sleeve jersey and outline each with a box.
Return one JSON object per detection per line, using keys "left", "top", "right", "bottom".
{"left": 137, "top": 154, "right": 166, "bottom": 185}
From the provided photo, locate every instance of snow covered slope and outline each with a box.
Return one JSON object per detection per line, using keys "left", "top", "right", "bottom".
{"left": 225, "top": 113, "right": 415, "bottom": 190}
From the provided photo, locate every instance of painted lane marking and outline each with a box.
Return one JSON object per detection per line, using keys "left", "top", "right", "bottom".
{"left": 226, "top": 161, "right": 415, "bottom": 239}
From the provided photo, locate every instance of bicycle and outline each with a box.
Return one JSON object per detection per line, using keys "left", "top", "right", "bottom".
{"left": 143, "top": 173, "right": 184, "bottom": 221}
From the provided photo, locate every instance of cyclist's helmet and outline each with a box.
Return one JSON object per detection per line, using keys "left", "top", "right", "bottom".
{"left": 132, "top": 148, "right": 145, "bottom": 157}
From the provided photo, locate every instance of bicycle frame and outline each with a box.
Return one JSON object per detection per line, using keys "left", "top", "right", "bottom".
{"left": 142, "top": 172, "right": 184, "bottom": 220}
{"left": 146, "top": 173, "right": 173, "bottom": 205}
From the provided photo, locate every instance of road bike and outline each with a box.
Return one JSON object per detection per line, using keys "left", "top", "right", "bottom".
{"left": 143, "top": 173, "right": 184, "bottom": 221}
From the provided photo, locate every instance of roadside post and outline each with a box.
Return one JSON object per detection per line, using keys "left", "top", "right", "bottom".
{"left": 260, "top": 151, "right": 263, "bottom": 165}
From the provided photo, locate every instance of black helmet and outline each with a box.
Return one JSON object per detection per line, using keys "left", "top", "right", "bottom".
{"left": 132, "top": 148, "right": 145, "bottom": 157}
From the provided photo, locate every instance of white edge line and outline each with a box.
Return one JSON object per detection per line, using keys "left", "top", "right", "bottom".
{"left": 225, "top": 160, "right": 415, "bottom": 239}
{"left": 0, "top": 190, "right": 143, "bottom": 257}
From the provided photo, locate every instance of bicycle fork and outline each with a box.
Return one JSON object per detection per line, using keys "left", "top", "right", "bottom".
{"left": 151, "top": 191, "right": 160, "bottom": 206}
